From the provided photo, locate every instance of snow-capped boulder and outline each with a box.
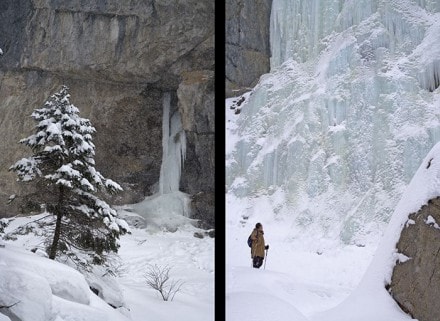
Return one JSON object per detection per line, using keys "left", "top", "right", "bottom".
{"left": 4, "top": 249, "right": 91, "bottom": 305}
{"left": 0, "top": 246, "right": 130, "bottom": 321}
{"left": 389, "top": 196, "right": 440, "bottom": 320}
{"left": 0, "top": 267, "right": 53, "bottom": 321}
{"left": 86, "top": 270, "right": 125, "bottom": 309}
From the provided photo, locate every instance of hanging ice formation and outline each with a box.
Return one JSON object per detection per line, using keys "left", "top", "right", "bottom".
{"left": 159, "top": 92, "right": 187, "bottom": 195}
{"left": 129, "top": 92, "right": 190, "bottom": 228}
{"left": 226, "top": 0, "right": 440, "bottom": 245}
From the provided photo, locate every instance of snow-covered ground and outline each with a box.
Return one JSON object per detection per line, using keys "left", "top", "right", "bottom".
{"left": 226, "top": 213, "right": 411, "bottom": 321}
{"left": 226, "top": 196, "right": 379, "bottom": 320}
{"left": 226, "top": 98, "right": 440, "bottom": 320}
{"left": 0, "top": 205, "right": 214, "bottom": 321}
{"left": 117, "top": 222, "right": 214, "bottom": 321}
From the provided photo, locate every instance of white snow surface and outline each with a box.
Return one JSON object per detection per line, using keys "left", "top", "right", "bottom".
{"left": 227, "top": 142, "right": 440, "bottom": 320}
{"left": 0, "top": 207, "right": 214, "bottom": 321}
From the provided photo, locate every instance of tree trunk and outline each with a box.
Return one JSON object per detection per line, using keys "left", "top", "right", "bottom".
{"left": 49, "top": 185, "right": 64, "bottom": 260}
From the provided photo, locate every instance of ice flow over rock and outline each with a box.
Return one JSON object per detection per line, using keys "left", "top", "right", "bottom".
{"left": 226, "top": 0, "right": 440, "bottom": 244}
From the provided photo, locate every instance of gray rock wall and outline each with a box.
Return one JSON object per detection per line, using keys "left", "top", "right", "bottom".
{"left": 0, "top": 0, "right": 215, "bottom": 228}
{"left": 225, "top": 0, "right": 272, "bottom": 97}
{"left": 178, "top": 70, "right": 215, "bottom": 228}
{"left": 389, "top": 197, "right": 440, "bottom": 320}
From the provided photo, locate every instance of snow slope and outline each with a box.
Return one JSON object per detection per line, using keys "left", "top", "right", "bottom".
{"left": 0, "top": 244, "right": 130, "bottom": 321}
{"left": 0, "top": 209, "right": 214, "bottom": 321}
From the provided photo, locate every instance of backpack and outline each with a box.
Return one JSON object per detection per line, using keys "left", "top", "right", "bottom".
{"left": 247, "top": 234, "right": 252, "bottom": 248}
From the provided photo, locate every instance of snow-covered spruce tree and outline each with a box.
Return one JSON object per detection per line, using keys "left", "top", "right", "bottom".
{"left": 10, "top": 85, "right": 128, "bottom": 264}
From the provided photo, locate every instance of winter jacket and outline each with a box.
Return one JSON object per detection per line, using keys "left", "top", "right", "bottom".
{"left": 251, "top": 228, "right": 265, "bottom": 258}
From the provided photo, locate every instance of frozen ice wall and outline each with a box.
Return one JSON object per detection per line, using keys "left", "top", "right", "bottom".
{"left": 159, "top": 92, "right": 187, "bottom": 195}
{"left": 128, "top": 93, "right": 190, "bottom": 229}
{"left": 226, "top": 0, "right": 440, "bottom": 245}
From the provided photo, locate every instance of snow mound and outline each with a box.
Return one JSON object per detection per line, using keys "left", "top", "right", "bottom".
{"left": 0, "top": 267, "right": 52, "bottom": 321}
{"left": 2, "top": 245, "right": 90, "bottom": 305}
{"left": 86, "top": 268, "right": 125, "bottom": 309}
{"left": 0, "top": 245, "right": 129, "bottom": 321}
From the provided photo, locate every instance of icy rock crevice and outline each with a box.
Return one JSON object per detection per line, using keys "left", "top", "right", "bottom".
{"left": 226, "top": 0, "right": 440, "bottom": 244}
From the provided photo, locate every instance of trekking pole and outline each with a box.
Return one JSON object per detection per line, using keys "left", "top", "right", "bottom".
{"left": 264, "top": 249, "right": 268, "bottom": 270}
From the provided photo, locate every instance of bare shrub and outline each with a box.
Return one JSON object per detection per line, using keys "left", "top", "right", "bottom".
{"left": 144, "top": 264, "right": 184, "bottom": 301}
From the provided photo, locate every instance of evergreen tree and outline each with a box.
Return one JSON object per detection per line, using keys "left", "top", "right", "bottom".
{"left": 10, "top": 85, "right": 128, "bottom": 265}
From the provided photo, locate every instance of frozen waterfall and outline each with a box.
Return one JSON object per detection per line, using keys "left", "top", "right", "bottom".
{"left": 125, "top": 92, "right": 192, "bottom": 231}
{"left": 159, "top": 92, "right": 187, "bottom": 195}
{"left": 226, "top": 0, "right": 440, "bottom": 246}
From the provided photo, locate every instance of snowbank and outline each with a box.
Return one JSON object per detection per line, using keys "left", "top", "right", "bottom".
{"left": 0, "top": 245, "right": 130, "bottom": 321}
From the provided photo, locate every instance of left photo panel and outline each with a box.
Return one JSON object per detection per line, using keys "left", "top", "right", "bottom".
{"left": 0, "top": 1, "right": 215, "bottom": 320}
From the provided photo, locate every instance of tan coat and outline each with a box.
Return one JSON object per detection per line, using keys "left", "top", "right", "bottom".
{"left": 251, "top": 228, "right": 266, "bottom": 258}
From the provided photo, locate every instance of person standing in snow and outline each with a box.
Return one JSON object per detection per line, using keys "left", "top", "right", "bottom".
{"left": 251, "top": 223, "right": 269, "bottom": 268}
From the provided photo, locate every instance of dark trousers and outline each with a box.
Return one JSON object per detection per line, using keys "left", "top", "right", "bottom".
{"left": 253, "top": 256, "right": 264, "bottom": 268}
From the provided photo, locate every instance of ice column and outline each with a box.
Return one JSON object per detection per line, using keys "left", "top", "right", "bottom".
{"left": 158, "top": 92, "right": 187, "bottom": 195}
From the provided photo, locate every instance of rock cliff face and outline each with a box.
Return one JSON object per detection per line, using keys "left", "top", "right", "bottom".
{"left": 389, "top": 197, "right": 440, "bottom": 321}
{"left": 225, "top": 0, "right": 272, "bottom": 97}
{"left": 0, "top": 0, "right": 215, "bottom": 228}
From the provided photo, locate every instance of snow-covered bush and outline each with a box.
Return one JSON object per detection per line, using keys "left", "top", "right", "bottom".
{"left": 10, "top": 85, "right": 128, "bottom": 266}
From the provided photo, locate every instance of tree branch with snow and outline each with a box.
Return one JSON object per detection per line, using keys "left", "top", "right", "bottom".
{"left": 9, "top": 85, "right": 128, "bottom": 266}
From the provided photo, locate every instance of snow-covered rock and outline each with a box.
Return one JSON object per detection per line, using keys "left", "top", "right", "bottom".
{"left": 0, "top": 245, "right": 130, "bottom": 321}
{"left": 86, "top": 269, "right": 125, "bottom": 309}
{"left": 2, "top": 246, "right": 91, "bottom": 305}
{"left": 389, "top": 197, "right": 440, "bottom": 320}
{"left": 0, "top": 267, "right": 52, "bottom": 321}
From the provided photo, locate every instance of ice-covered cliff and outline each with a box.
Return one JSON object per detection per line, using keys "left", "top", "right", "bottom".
{"left": 226, "top": 0, "right": 440, "bottom": 245}
{"left": 0, "top": 0, "right": 214, "bottom": 228}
